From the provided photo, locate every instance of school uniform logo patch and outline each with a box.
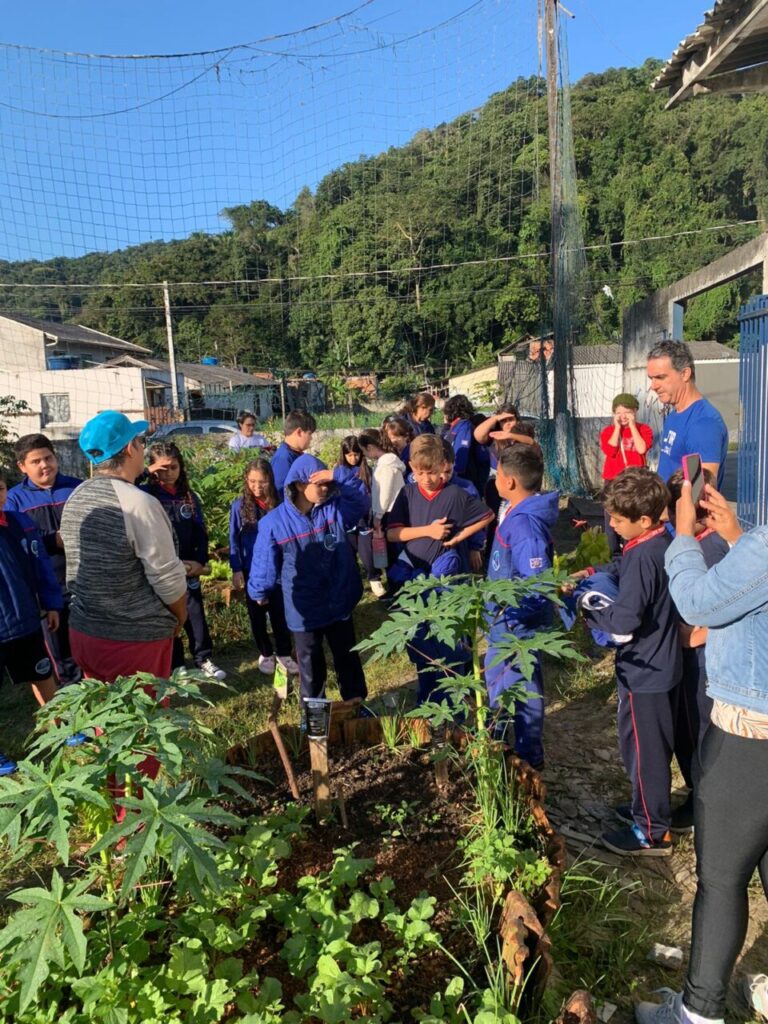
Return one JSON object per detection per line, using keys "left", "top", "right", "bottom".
{"left": 180, "top": 503, "right": 194, "bottom": 520}
{"left": 35, "top": 658, "right": 51, "bottom": 676}
{"left": 30, "top": 540, "right": 38, "bottom": 556}
{"left": 529, "top": 557, "right": 543, "bottom": 569}
{"left": 323, "top": 535, "right": 338, "bottom": 551}
{"left": 491, "top": 550, "right": 501, "bottom": 572}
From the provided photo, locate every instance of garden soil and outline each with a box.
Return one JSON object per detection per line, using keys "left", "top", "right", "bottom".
{"left": 238, "top": 745, "right": 537, "bottom": 1018}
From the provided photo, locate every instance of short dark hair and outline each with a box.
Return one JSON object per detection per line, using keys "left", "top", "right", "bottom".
{"left": 604, "top": 467, "right": 669, "bottom": 522}
{"left": 443, "top": 394, "right": 475, "bottom": 422}
{"left": 284, "top": 410, "right": 316, "bottom": 434}
{"left": 237, "top": 409, "right": 257, "bottom": 427}
{"left": 441, "top": 437, "right": 455, "bottom": 464}
{"left": 647, "top": 340, "right": 696, "bottom": 381}
{"left": 14, "top": 433, "right": 55, "bottom": 463}
{"left": 497, "top": 445, "right": 544, "bottom": 492}
{"left": 665, "top": 467, "right": 716, "bottom": 512}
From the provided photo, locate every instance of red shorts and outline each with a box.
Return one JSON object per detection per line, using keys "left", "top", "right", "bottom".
{"left": 70, "top": 630, "right": 173, "bottom": 684}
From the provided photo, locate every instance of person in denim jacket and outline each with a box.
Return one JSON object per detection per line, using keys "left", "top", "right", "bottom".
{"left": 636, "top": 482, "right": 768, "bottom": 1024}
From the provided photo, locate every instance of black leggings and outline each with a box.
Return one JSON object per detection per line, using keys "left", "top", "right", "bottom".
{"left": 246, "top": 592, "right": 292, "bottom": 658}
{"left": 684, "top": 724, "right": 768, "bottom": 1019}
{"left": 346, "top": 529, "right": 379, "bottom": 581}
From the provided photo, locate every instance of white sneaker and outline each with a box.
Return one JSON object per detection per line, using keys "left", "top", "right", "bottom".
{"left": 277, "top": 655, "right": 299, "bottom": 676}
{"left": 744, "top": 975, "right": 768, "bottom": 1022}
{"left": 370, "top": 580, "right": 387, "bottom": 598}
{"left": 199, "top": 658, "right": 227, "bottom": 681}
{"left": 258, "top": 654, "right": 276, "bottom": 675}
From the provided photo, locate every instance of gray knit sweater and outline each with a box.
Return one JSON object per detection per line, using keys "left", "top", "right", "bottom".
{"left": 61, "top": 476, "right": 187, "bottom": 642}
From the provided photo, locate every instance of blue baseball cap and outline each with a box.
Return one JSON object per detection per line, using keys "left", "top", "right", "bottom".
{"left": 79, "top": 410, "right": 149, "bottom": 465}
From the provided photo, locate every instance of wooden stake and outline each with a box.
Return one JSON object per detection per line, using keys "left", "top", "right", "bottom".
{"left": 309, "top": 736, "right": 331, "bottom": 819}
{"left": 337, "top": 784, "right": 349, "bottom": 829}
{"left": 268, "top": 692, "right": 300, "bottom": 800}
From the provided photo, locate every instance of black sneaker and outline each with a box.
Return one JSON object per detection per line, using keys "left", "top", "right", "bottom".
{"left": 614, "top": 803, "right": 633, "bottom": 825}
{"left": 600, "top": 824, "right": 672, "bottom": 858}
{"left": 670, "top": 794, "right": 694, "bottom": 834}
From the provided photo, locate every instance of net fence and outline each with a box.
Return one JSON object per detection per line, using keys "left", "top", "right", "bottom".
{"left": 0, "top": 1, "right": 758, "bottom": 490}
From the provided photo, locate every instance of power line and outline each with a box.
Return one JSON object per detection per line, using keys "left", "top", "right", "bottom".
{"left": 0, "top": 219, "right": 762, "bottom": 290}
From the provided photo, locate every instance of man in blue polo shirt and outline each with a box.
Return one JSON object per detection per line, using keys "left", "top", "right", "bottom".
{"left": 647, "top": 340, "right": 728, "bottom": 488}
{"left": 6, "top": 433, "right": 82, "bottom": 686}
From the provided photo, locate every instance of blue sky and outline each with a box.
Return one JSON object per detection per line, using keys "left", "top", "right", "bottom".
{"left": 0, "top": 1, "right": 710, "bottom": 262}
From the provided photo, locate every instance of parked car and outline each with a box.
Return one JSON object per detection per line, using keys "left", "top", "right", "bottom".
{"left": 148, "top": 419, "right": 238, "bottom": 439}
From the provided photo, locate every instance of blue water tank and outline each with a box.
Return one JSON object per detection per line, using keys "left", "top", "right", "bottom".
{"left": 201, "top": 356, "right": 219, "bottom": 366}
{"left": 47, "top": 356, "right": 80, "bottom": 370}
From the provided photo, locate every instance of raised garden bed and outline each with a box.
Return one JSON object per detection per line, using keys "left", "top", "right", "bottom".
{"left": 227, "top": 700, "right": 569, "bottom": 1020}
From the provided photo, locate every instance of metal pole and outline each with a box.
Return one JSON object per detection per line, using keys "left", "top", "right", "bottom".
{"left": 162, "top": 281, "right": 180, "bottom": 415}
{"left": 544, "top": 0, "right": 567, "bottom": 417}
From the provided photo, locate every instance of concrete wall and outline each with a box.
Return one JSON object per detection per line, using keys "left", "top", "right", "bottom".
{"left": 448, "top": 366, "right": 499, "bottom": 403}
{"left": 0, "top": 366, "right": 152, "bottom": 441}
{"left": 0, "top": 317, "right": 47, "bottom": 372}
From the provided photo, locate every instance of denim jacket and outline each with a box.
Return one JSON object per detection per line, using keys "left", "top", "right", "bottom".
{"left": 665, "top": 530, "right": 768, "bottom": 713}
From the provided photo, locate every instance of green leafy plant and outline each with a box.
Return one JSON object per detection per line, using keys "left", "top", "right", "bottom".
{"left": 554, "top": 526, "right": 610, "bottom": 575}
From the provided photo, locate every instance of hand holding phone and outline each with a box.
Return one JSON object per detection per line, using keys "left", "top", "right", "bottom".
{"left": 682, "top": 453, "right": 704, "bottom": 505}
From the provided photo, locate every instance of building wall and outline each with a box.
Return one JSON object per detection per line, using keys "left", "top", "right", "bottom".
{"left": 0, "top": 366, "right": 151, "bottom": 441}
{"left": 448, "top": 366, "right": 499, "bottom": 404}
{"left": 0, "top": 318, "right": 47, "bottom": 372}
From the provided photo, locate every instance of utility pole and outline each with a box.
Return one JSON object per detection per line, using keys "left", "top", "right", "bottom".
{"left": 162, "top": 281, "right": 180, "bottom": 416}
{"left": 544, "top": 0, "right": 568, "bottom": 418}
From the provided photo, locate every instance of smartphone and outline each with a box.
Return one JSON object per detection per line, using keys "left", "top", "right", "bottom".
{"left": 682, "top": 453, "right": 704, "bottom": 505}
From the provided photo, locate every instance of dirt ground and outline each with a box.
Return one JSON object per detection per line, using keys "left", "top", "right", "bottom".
{"left": 541, "top": 648, "right": 768, "bottom": 1023}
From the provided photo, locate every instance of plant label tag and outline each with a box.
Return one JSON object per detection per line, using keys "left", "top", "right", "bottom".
{"left": 273, "top": 661, "right": 289, "bottom": 700}
{"left": 304, "top": 697, "right": 332, "bottom": 738}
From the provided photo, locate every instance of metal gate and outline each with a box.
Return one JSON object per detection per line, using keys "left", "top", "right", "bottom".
{"left": 737, "top": 295, "right": 768, "bottom": 527}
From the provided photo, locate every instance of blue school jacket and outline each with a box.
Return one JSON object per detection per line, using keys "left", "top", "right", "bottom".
{"left": 247, "top": 455, "right": 369, "bottom": 632}
{"left": 0, "top": 511, "right": 63, "bottom": 642}
{"left": 5, "top": 472, "right": 81, "bottom": 585}
{"left": 486, "top": 491, "right": 559, "bottom": 638}
{"left": 142, "top": 483, "right": 209, "bottom": 564}
{"left": 229, "top": 496, "right": 272, "bottom": 575}
{"left": 270, "top": 442, "right": 303, "bottom": 496}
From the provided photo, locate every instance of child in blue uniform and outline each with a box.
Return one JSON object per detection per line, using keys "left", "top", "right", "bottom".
{"left": 665, "top": 469, "right": 729, "bottom": 833}
{"left": 0, "top": 469, "right": 63, "bottom": 774}
{"left": 442, "top": 394, "right": 490, "bottom": 495}
{"left": 144, "top": 442, "right": 226, "bottom": 680}
{"left": 230, "top": 458, "right": 298, "bottom": 677}
{"left": 335, "top": 435, "right": 384, "bottom": 596}
{"left": 578, "top": 467, "right": 682, "bottom": 857}
{"left": 387, "top": 435, "right": 493, "bottom": 702}
{"left": 6, "top": 433, "right": 82, "bottom": 686}
{"left": 248, "top": 454, "right": 370, "bottom": 701}
{"left": 270, "top": 410, "right": 317, "bottom": 496}
{"left": 484, "top": 445, "right": 558, "bottom": 768}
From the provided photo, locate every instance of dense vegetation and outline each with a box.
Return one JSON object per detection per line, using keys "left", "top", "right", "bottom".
{"left": 1, "top": 59, "right": 766, "bottom": 370}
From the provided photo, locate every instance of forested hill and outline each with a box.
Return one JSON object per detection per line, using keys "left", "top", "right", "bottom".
{"left": 1, "top": 59, "right": 766, "bottom": 373}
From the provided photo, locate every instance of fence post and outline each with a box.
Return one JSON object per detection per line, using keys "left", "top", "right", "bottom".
{"left": 737, "top": 295, "right": 768, "bottom": 527}
{"left": 162, "top": 281, "right": 180, "bottom": 415}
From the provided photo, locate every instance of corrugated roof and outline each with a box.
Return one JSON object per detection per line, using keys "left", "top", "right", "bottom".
{"left": 102, "top": 354, "right": 273, "bottom": 389}
{"left": 0, "top": 311, "right": 150, "bottom": 353}
{"left": 651, "top": 0, "right": 768, "bottom": 96}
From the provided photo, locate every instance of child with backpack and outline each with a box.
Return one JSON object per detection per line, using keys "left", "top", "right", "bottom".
{"left": 248, "top": 454, "right": 370, "bottom": 702}
{"left": 229, "top": 458, "right": 298, "bottom": 676}
{"left": 0, "top": 468, "right": 64, "bottom": 775}
{"left": 144, "top": 441, "right": 226, "bottom": 681}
